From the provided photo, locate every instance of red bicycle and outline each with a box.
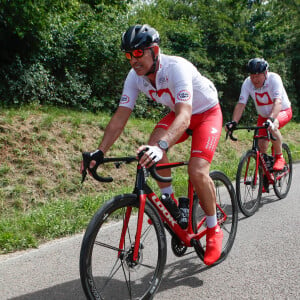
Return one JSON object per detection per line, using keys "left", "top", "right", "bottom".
{"left": 227, "top": 125, "right": 293, "bottom": 217}
{"left": 79, "top": 150, "right": 238, "bottom": 299}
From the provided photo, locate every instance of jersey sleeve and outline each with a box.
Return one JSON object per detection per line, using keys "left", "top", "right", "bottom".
{"left": 238, "top": 78, "right": 250, "bottom": 104}
{"left": 119, "top": 69, "right": 139, "bottom": 110}
{"left": 269, "top": 73, "right": 283, "bottom": 100}
{"left": 169, "top": 61, "right": 193, "bottom": 106}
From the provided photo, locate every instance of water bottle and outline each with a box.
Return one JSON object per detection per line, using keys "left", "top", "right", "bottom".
{"left": 263, "top": 153, "right": 274, "bottom": 171}
{"left": 160, "top": 194, "right": 181, "bottom": 223}
{"left": 178, "top": 197, "right": 189, "bottom": 229}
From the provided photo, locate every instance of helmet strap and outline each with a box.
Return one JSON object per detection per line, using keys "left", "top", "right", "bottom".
{"left": 263, "top": 70, "right": 268, "bottom": 85}
{"left": 145, "top": 46, "right": 159, "bottom": 76}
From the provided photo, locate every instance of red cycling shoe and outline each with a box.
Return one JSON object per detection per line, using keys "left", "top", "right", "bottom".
{"left": 204, "top": 224, "right": 223, "bottom": 266}
{"left": 273, "top": 154, "right": 286, "bottom": 171}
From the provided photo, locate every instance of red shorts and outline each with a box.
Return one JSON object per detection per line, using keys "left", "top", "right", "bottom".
{"left": 257, "top": 107, "right": 293, "bottom": 135}
{"left": 155, "top": 104, "right": 223, "bottom": 163}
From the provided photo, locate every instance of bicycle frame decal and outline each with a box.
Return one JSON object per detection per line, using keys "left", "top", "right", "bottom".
{"left": 148, "top": 193, "right": 177, "bottom": 227}
{"left": 147, "top": 191, "right": 208, "bottom": 246}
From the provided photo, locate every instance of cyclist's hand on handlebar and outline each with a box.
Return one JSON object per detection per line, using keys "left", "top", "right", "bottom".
{"left": 137, "top": 145, "right": 163, "bottom": 167}
{"left": 225, "top": 120, "right": 237, "bottom": 132}
{"left": 263, "top": 119, "right": 275, "bottom": 131}
{"left": 80, "top": 149, "right": 104, "bottom": 175}
{"left": 225, "top": 121, "right": 238, "bottom": 141}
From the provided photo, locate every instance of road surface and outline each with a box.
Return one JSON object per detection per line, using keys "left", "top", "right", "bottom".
{"left": 1, "top": 164, "right": 299, "bottom": 299}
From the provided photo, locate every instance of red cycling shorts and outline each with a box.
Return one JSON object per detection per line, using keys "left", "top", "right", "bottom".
{"left": 155, "top": 104, "right": 223, "bottom": 163}
{"left": 257, "top": 107, "right": 293, "bottom": 135}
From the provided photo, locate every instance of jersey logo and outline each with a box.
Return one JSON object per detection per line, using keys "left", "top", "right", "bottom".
{"left": 273, "top": 90, "right": 280, "bottom": 98}
{"left": 177, "top": 90, "right": 191, "bottom": 102}
{"left": 211, "top": 128, "right": 218, "bottom": 134}
{"left": 149, "top": 88, "right": 175, "bottom": 103}
{"left": 255, "top": 92, "right": 273, "bottom": 106}
{"left": 120, "top": 95, "right": 130, "bottom": 104}
{"left": 192, "top": 150, "right": 203, "bottom": 154}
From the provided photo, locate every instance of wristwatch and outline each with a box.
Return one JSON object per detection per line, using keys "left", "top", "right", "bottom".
{"left": 268, "top": 117, "right": 275, "bottom": 122}
{"left": 157, "top": 140, "right": 169, "bottom": 152}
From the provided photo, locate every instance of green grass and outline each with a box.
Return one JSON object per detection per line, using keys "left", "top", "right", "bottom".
{"left": 0, "top": 105, "right": 299, "bottom": 254}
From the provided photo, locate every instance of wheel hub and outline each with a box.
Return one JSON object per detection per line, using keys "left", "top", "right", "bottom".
{"left": 123, "top": 244, "right": 143, "bottom": 271}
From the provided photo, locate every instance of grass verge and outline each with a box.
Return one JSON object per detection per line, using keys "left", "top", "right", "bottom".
{"left": 0, "top": 104, "right": 299, "bottom": 254}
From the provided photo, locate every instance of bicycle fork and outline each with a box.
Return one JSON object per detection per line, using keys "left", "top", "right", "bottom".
{"left": 118, "top": 193, "right": 147, "bottom": 262}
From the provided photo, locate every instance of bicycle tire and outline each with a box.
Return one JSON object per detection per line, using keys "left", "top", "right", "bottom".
{"left": 80, "top": 194, "right": 167, "bottom": 300}
{"left": 236, "top": 150, "right": 262, "bottom": 217}
{"left": 273, "top": 143, "right": 293, "bottom": 199}
{"left": 192, "top": 171, "right": 238, "bottom": 265}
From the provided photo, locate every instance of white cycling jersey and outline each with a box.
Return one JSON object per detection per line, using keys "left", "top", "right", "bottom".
{"left": 238, "top": 72, "right": 291, "bottom": 117}
{"left": 119, "top": 54, "right": 219, "bottom": 114}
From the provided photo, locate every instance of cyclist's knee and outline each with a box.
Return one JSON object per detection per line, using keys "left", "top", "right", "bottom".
{"left": 188, "top": 160, "right": 210, "bottom": 183}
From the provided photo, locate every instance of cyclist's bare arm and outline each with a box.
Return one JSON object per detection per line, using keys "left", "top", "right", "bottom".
{"left": 163, "top": 102, "right": 192, "bottom": 146}
{"left": 232, "top": 103, "right": 246, "bottom": 124}
{"left": 269, "top": 98, "right": 282, "bottom": 120}
{"left": 146, "top": 102, "right": 192, "bottom": 148}
{"left": 98, "top": 106, "right": 132, "bottom": 154}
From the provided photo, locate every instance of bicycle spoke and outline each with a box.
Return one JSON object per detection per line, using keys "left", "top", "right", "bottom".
{"left": 102, "top": 258, "right": 123, "bottom": 291}
{"left": 94, "top": 240, "right": 124, "bottom": 252}
{"left": 140, "top": 223, "right": 153, "bottom": 243}
{"left": 139, "top": 262, "right": 156, "bottom": 270}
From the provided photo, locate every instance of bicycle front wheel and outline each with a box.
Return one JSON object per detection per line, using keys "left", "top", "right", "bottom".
{"left": 192, "top": 171, "right": 238, "bottom": 265}
{"left": 80, "top": 194, "right": 167, "bottom": 300}
{"left": 236, "top": 150, "right": 262, "bottom": 217}
{"left": 273, "top": 143, "right": 293, "bottom": 199}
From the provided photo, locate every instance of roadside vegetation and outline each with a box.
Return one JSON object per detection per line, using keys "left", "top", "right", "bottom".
{"left": 1, "top": 0, "right": 299, "bottom": 256}
{"left": 0, "top": 105, "right": 299, "bottom": 254}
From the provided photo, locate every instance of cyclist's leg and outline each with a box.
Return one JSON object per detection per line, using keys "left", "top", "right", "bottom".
{"left": 257, "top": 115, "right": 270, "bottom": 153}
{"left": 188, "top": 104, "right": 223, "bottom": 265}
{"left": 257, "top": 116, "right": 271, "bottom": 193}
{"left": 271, "top": 108, "right": 293, "bottom": 170}
{"left": 189, "top": 158, "right": 216, "bottom": 215}
{"left": 188, "top": 104, "right": 222, "bottom": 217}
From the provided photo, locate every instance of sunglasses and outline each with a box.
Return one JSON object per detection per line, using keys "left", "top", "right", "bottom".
{"left": 125, "top": 47, "right": 153, "bottom": 60}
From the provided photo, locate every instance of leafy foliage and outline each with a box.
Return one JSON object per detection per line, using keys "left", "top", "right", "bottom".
{"left": 0, "top": 0, "right": 299, "bottom": 121}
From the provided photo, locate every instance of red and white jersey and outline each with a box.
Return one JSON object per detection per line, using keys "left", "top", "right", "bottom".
{"left": 119, "top": 54, "right": 219, "bottom": 114}
{"left": 238, "top": 72, "right": 291, "bottom": 117}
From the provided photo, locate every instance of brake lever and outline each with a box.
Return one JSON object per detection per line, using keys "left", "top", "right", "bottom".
{"left": 81, "top": 152, "right": 113, "bottom": 183}
{"left": 226, "top": 130, "right": 237, "bottom": 141}
{"left": 81, "top": 154, "right": 91, "bottom": 183}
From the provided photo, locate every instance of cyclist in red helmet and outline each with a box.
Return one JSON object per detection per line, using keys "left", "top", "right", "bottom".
{"left": 82, "top": 24, "right": 224, "bottom": 265}
{"left": 226, "top": 58, "right": 292, "bottom": 175}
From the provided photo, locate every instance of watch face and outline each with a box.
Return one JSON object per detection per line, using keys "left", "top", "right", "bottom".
{"left": 158, "top": 140, "right": 168, "bottom": 150}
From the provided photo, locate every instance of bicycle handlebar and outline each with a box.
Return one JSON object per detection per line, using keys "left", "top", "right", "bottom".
{"left": 81, "top": 150, "right": 174, "bottom": 184}
{"left": 226, "top": 124, "right": 276, "bottom": 142}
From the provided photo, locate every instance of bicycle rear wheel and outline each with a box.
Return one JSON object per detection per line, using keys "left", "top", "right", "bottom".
{"left": 273, "top": 143, "right": 293, "bottom": 199}
{"left": 236, "top": 150, "right": 262, "bottom": 217}
{"left": 80, "top": 194, "right": 167, "bottom": 300}
{"left": 192, "top": 171, "right": 238, "bottom": 265}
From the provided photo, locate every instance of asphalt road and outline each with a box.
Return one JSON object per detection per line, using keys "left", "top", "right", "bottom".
{"left": 1, "top": 164, "right": 299, "bottom": 300}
